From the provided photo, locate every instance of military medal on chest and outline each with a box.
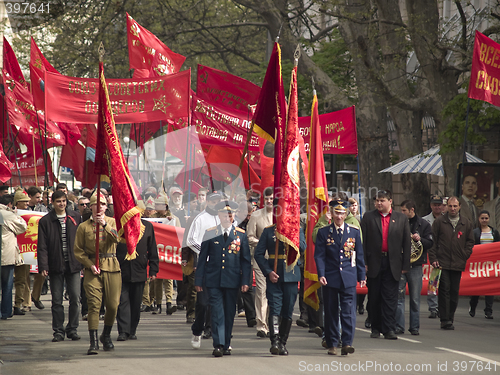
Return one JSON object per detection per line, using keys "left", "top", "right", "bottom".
{"left": 343, "top": 238, "right": 355, "bottom": 258}
{"left": 327, "top": 226, "right": 335, "bottom": 245}
{"left": 230, "top": 236, "right": 241, "bottom": 253}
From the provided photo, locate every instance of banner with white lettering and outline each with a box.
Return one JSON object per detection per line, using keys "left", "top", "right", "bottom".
{"left": 356, "top": 242, "right": 500, "bottom": 295}
{"left": 148, "top": 221, "right": 184, "bottom": 280}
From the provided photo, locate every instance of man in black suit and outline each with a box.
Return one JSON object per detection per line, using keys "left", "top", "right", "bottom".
{"left": 361, "top": 190, "right": 411, "bottom": 340}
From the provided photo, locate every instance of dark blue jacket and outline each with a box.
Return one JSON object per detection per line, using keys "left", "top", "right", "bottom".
{"left": 315, "top": 223, "right": 365, "bottom": 289}
{"left": 195, "top": 224, "right": 251, "bottom": 289}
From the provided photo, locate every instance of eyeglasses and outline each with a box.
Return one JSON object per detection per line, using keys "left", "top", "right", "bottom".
{"left": 79, "top": 203, "right": 89, "bottom": 207}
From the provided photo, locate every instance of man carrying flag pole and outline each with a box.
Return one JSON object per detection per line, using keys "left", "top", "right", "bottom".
{"left": 74, "top": 44, "right": 144, "bottom": 355}
{"left": 254, "top": 48, "right": 305, "bottom": 356}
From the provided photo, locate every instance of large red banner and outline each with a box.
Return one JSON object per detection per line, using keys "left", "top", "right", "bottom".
{"left": 44, "top": 70, "right": 190, "bottom": 124}
{"left": 191, "top": 95, "right": 260, "bottom": 151}
{"left": 191, "top": 95, "right": 358, "bottom": 155}
{"left": 149, "top": 222, "right": 184, "bottom": 280}
{"left": 356, "top": 242, "right": 500, "bottom": 295}
{"left": 468, "top": 31, "right": 500, "bottom": 107}
{"left": 298, "top": 106, "right": 358, "bottom": 155}
{"left": 7, "top": 153, "right": 55, "bottom": 187}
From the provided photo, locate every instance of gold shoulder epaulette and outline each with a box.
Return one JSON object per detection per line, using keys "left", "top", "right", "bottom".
{"left": 207, "top": 226, "right": 217, "bottom": 231}
{"left": 235, "top": 227, "right": 245, "bottom": 233}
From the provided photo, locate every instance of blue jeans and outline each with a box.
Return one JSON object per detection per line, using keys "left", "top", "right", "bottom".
{"left": 396, "top": 266, "right": 422, "bottom": 332}
{"left": 50, "top": 271, "right": 81, "bottom": 337}
{"left": 1, "top": 265, "right": 15, "bottom": 318}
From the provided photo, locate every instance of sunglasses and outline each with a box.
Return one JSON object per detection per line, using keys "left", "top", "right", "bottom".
{"left": 79, "top": 203, "right": 89, "bottom": 207}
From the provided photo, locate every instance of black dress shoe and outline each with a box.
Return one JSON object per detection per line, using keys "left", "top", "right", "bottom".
{"left": 441, "top": 321, "right": 454, "bottom": 330}
{"left": 370, "top": 330, "right": 380, "bottom": 338}
{"left": 485, "top": 313, "right": 493, "bottom": 319}
{"left": 117, "top": 333, "right": 129, "bottom": 341}
{"left": 129, "top": 334, "right": 137, "bottom": 340}
{"left": 52, "top": 334, "right": 64, "bottom": 342}
{"left": 364, "top": 317, "right": 371, "bottom": 329}
{"left": 13, "top": 307, "right": 25, "bottom": 316}
{"left": 296, "top": 318, "right": 308, "bottom": 327}
{"left": 384, "top": 331, "right": 398, "bottom": 340}
{"left": 212, "top": 347, "right": 223, "bottom": 357}
{"left": 469, "top": 306, "right": 476, "bottom": 317}
{"left": 256, "top": 330, "right": 267, "bottom": 338}
{"left": 223, "top": 348, "right": 231, "bottom": 355}
{"left": 67, "top": 332, "right": 81, "bottom": 340}
{"left": 358, "top": 305, "right": 365, "bottom": 315}
{"left": 247, "top": 318, "right": 257, "bottom": 327}
{"left": 32, "top": 296, "right": 45, "bottom": 310}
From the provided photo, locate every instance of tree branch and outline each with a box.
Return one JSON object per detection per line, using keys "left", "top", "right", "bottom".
{"left": 454, "top": 0, "right": 467, "bottom": 52}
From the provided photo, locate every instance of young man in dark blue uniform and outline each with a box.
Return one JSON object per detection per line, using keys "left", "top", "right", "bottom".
{"left": 254, "top": 217, "right": 306, "bottom": 356}
{"left": 195, "top": 200, "right": 252, "bottom": 357}
{"left": 315, "top": 200, "right": 366, "bottom": 356}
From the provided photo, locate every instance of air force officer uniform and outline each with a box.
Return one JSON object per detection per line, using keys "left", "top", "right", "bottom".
{"left": 195, "top": 201, "right": 252, "bottom": 357}
{"left": 315, "top": 200, "right": 365, "bottom": 355}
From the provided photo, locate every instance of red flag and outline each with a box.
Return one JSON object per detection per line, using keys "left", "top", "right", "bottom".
{"left": 3, "top": 37, "right": 27, "bottom": 88}
{"left": 196, "top": 65, "right": 261, "bottom": 111}
{"left": 0, "top": 142, "right": 13, "bottom": 183}
{"left": 251, "top": 43, "right": 286, "bottom": 144}
{"left": 276, "top": 66, "right": 301, "bottom": 270}
{"left": 304, "top": 93, "right": 328, "bottom": 310}
{"left": 468, "top": 31, "right": 500, "bottom": 106}
{"left": 127, "top": 13, "right": 186, "bottom": 78}
{"left": 60, "top": 141, "right": 98, "bottom": 188}
{"left": 95, "top": 62, "right": 144, "bottom": 260}
{"left": 30, "top": 37, "right": 59, "bottom": 109}
{"left": 205, "top": 145, "right": 261, "bottom": 190}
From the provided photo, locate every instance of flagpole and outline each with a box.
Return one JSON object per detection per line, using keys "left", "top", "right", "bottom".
{"left": 32, "top": 135, "right": 38, "bottom": 186}
{"left": 94, "top": 42, "right": 107, "bottom": 270}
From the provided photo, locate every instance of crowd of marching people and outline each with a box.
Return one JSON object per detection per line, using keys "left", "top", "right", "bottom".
{"left": 0, "top": 178, "right": 497, "bottom": 357}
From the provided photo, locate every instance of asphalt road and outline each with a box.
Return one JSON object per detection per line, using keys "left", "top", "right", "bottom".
{"left": 1, "top": 294, "right": 499, "bottom": 375}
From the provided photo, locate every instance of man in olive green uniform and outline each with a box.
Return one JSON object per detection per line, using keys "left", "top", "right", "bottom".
{"left": 74, "top": 193, "right": 121, "bottom": 355}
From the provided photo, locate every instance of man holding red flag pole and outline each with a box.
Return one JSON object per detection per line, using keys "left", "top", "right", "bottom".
{"left": 74, "top": 43, "right": 144, "bottom": 355}
{"left": 254, "top": 44, "right": 305, "bottom": 356}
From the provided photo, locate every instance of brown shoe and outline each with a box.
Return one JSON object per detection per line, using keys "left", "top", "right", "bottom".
{"left": 327, "top": 347, "right": 337, "bottom": 355}
{"left": 341, "top": 345, "right": 355, "bottom": 355}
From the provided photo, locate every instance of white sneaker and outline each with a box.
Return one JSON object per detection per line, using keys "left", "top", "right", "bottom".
{"left": 191, "top": 335, "right": 201, "bottom": 349}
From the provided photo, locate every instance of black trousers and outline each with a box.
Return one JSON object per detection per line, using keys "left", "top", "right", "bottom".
{"left": 192, "top": 288, "right": 211, "bottom": 336}
{"left": 117, "top": 281, "right": 145, "bottom": 335}
{"left": 367, "top": 256, "right": 399, "bottom": 334}
{"left": 438, "top": 269, "right": 462, "bottom": 322}
{"left": 470, "top": 295, "right": 494, "bottom": 314}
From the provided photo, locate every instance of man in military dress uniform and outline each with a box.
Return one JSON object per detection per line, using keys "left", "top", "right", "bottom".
{"left": 74, "top": 193, "right": 121, "bottom": 355}
{"left": 315, "top": 200, "right": 366, "bottom": 356}
{"left": 254, "top": 217, "right": 306, "bottom": 356}
{"left": 195, "top": 200, "right": 252, "bottom": 357}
